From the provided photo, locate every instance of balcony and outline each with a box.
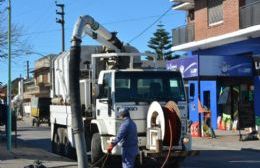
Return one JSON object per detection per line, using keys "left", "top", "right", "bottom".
{"left": 172, "top": 23, "right": 194, "bottom": 46}
{"left": 240, "top": 1, "right": 260, "bottom": 29}
{"left": 171, "top": 1, "right": 260, "bottom": 51}
{"left": 171, "top": 0, "right": 194, "bottom": 10}
{"left": 24, "top": 84, "right": 50, "bottom": 97}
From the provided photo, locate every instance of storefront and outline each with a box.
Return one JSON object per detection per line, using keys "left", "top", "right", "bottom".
{"left": 167, "top": 54, "right": 255, "bottom": 130}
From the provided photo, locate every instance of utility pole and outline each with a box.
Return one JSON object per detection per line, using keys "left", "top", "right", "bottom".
{"left": 26, "top": 61, "right": 29, "bottom": 79}
{"left": 55, "top": 1, "right": 65, "bottom": 52}
{"left": 7, "top": 0, "right": 12, "bottom": 151}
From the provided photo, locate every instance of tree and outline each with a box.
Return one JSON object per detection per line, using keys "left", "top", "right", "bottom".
{"left": 147, "top": 24, "right": 173, "bottom": 60}
{"left": 0, "top": 2, "right": 31, "bottom": 60}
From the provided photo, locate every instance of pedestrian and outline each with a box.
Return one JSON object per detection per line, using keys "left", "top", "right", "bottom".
{"left": 107, "top": 108, "right": 139, "bottom": 168}
{"left": 204, "top": 110, "right": 216, "bottom": 138}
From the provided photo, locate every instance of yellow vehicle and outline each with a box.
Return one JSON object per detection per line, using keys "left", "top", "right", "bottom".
{"left": 31, "top": 97, "right": 51, "bottom": 127}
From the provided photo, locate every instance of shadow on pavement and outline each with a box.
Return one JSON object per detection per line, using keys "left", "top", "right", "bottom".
{"left": 182, "top": 149, "right": 260, "bottom": 168}
{"left": 17, "top": 138, "right": 52, "bottom": 152}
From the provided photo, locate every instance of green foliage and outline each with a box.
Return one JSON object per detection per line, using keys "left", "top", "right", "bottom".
{"left": 147, "top": 24, "right": 173, "bottom": 60}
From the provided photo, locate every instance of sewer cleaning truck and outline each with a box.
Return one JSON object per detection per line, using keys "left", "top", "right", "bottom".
{"left": 50, "top": 15, "right": 197, "bottom": 167}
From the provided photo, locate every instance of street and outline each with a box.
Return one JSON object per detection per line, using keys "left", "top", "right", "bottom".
{"left": 1, "top": 117, "right": 260, "bottom": 168}
{"left": 0, "top": 117, "right": 77, "bottom": 168}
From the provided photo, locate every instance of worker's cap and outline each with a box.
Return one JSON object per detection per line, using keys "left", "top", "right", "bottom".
{"left": 118, "top": 108, "right": 130, "bottom": 118}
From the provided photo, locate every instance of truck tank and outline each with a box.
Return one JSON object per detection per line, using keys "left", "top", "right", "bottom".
{"left": 52, "top": 45, "right": 141, "bottom": 104}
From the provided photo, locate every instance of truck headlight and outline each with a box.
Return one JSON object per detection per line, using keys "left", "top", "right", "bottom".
{"left": 183, "top": 137, "right": 190, "bottom": 144}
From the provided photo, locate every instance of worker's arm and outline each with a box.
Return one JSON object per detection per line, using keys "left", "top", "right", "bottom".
{"left": 111, "top": 121, "right": 128, "bottom": 146}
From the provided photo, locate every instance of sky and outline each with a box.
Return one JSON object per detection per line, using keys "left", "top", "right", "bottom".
{"left": 0, "top": 0, "right": 186, "bottom": 84}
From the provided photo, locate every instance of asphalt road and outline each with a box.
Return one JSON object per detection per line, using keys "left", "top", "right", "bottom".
{"left": 5, "top": 117, "right": 260, "bottom": 168}
{"left": 182, "top": 132, "right": 260, "bottom": 168}
{"left": 15, "top": 117, "right": 52, "bottom": 152}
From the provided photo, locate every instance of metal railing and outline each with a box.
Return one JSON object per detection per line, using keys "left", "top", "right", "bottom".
{"left": 240, "top": 1, "right": 260, "bottom": 29}
{"left": 172, "top": 23, "right": 194, "bottom": 46}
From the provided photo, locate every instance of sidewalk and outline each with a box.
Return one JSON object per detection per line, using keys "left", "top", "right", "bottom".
{"left": 0, "top": 142, "right": 78, "bottom": 168}
{"left": 192, "top": 130, "right": 260, "bottom": 151}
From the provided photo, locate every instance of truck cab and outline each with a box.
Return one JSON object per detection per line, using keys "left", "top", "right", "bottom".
{"left": 92, "top": 69, "right": 189, "bottom": 155}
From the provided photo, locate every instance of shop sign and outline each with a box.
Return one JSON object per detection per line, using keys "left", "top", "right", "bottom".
{"left": 167, "top": 56, "right": 198, "bottom": 78}
{"left": 200, "top": 55, "right": 252, "bottom": 77}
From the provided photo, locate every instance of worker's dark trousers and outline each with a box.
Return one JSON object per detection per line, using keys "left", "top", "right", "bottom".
{"left": 122, "top": 146, "right": 138, "bottom": 168}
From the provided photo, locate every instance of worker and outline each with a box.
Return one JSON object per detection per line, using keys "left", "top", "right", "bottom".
{"left": 107, "top": 108, "right": 138, "bottom": 168}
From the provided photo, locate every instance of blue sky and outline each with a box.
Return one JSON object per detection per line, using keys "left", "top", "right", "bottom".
{"left": 0, "top": 0, "right": 186, "bottom": 84}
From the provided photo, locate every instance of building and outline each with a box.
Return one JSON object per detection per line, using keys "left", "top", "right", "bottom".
{"left": 23, "top": 54, "right": 57, "bottom": 115}
{"left": 169, "top": 0, "right": 260, "bottom": 131}
{"left": 23, "top": 54, "right": 56, "bottom": 98}
{"left": 1, "top": 77, "right": 23, "bottom": 100}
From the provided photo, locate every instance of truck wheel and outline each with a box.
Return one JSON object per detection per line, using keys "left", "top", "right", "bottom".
{"left": 52, "top": 128, "right": 64, "bottom": 155}
{"left": 32, "top": 118, "right": 36, "bottom": 127}
{"left": 63, "top": 130, "right": 76, "bottom": 160}
{"left": 36, "top": 119, "right": 40, "bottom": 127}
{"left": 52, "top": 131, "right": 59, "bottom": 154}
{"left": 91, "top": 133, "right": 104, "bottom": 164}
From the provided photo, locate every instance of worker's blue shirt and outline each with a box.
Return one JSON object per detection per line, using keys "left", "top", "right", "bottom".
{"left": 112, "top": 116, "right": 138, "bottom": 168}
{"left": 112, "top": 117, "right": 138, "bottom": 149}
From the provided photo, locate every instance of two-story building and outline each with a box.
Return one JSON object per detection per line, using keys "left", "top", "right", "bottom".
{"left": 168, "top": 0, "right": 260, "bottom": 131}
{"left": 23, "top": 54, "right": 57, "bottom": 115}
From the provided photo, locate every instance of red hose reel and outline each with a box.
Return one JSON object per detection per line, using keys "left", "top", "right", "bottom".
{"left": 147, "top": 101, "right": 181, "bottom": 146}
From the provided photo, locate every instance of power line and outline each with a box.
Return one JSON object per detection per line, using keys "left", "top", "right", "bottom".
{"left": 18, "top": 29, "right": 61, "bottom": 37}
{"left": 17, "top": 11, "right": 175, "bottom": 39}
{"left": 128, "top": 7, "right": 172, "bottom": 44}
{"left": 102, "top": 13, "right": 172, "bottom": 25}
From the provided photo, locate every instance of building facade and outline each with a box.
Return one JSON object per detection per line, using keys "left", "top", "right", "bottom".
{"left": 22, "top": 54, "right": 56, "bottom": 115}
{"left": 170, "top": 0, "right": 260, "bottom": 131}
{"left": 23, "top": 54, "right": 56, "bottom": 98}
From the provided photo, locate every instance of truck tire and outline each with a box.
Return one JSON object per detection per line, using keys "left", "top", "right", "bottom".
{"left": 32, "top": 118, "right": 36, "bottom": 127}
{"left": 52, "top": 130, "right": 59, "bottom": 154}
{"left": 36, "top": 118, "right": 40, "bottom": 127}
{"left": 91, "top": 133, "right": 104, "bottom": 164}
{"left": 63, "top": 130, "right": 76, "bottom": 160}
{"left": 52, "top": 128, "right": 64, "bottom": 155}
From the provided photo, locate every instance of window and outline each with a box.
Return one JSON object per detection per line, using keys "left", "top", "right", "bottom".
{"left": 115, "top": 79, "right": 131, "bottom": 100}
{"left": 188, "top": 9, "right": 195, "bottom": 21}
{"left": 99, "top": 73, "right": 111, "bottom": 99}
{"left": 208, "top": 0, "right": 223, "bottom": 25}
{"left": 137, "top": 79, "right": 163, "bottom": 98}
{"left": 115, "top": 71, "right": 186, "bottom": 103}
{"left": 40, "top": 75, "right": 43, "bottom": 83}
{"left": 169, "top": 79, "right": 185, "bottom": 101}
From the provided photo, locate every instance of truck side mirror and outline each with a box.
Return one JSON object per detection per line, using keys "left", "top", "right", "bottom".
{"left": 107, "top": 87, "right": 112, "bottom": 116}
{"left": 93, "top": 84, "right": 100, "bottom": 98}
{"left": 190, "top": 83, "right": 195, "bottom": 97}
{"left": 107, "top": 87, "right": 112, "bottom": 103}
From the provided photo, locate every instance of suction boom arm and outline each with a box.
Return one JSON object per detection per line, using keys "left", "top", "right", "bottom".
{"left": 71, "top": 15, "right": 123, "bottom": 51}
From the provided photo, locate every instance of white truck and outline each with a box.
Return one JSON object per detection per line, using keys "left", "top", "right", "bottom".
{"left": 50, "top": 15, "right": 196, "bottom": 167}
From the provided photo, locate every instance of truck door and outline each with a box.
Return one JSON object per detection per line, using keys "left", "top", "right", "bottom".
{"left": 96, "top": 73, "right": 113, "bottom": 119}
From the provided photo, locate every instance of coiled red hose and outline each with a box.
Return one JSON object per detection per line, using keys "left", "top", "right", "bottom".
{"left": 161, "top": 101, "right": 181, "bottom": 168}
{"left": 163, "top": 101, "right": 181, "bottom": 146}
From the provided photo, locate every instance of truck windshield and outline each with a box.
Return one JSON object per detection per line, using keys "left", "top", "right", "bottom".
{"left": 115, "top": 71, "right": 186, "bottom": 103}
